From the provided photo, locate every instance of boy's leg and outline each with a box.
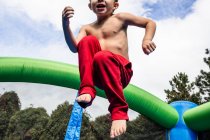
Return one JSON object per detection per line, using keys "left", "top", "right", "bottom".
{"left": 93, "top": 51, "right": 133, "bottom": 138}
{"left": 76, "top": 35, "right": 101, "bottom": 108}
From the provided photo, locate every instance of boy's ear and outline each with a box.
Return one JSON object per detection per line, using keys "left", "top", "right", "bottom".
{"left": 113, "top": 2, "right": 119, "bottom": 10}
{"left": 88, "top": 3, "right": 92, "bottom": 10}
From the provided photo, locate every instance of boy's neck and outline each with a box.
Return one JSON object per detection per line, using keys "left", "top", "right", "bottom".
{"left": 96, "top": 13, "right": 113, "bottom": 25}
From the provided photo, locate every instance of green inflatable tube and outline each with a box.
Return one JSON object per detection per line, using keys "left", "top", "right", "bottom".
{"left": 183, "top": 102, "right": 210, "bottom": 131}
{"left": 0, "top": 57, "right": 178, "bottom": 128}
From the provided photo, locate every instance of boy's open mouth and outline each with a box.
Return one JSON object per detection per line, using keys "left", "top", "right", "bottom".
{"left": 96, "top": 3, "right": 106, "bottom": 8}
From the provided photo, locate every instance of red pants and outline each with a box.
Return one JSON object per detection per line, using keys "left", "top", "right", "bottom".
{"left": 77, "top": 35, "right": 133, "bottom": 120}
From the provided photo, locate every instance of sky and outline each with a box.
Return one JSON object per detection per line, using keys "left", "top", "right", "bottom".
{"left": 0, "top": 0, "right": 209, "bottom": 120}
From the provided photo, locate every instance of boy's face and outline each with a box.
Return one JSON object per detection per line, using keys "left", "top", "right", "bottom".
{"left": 89, "top": 0, "right": 119, "bottom": 16}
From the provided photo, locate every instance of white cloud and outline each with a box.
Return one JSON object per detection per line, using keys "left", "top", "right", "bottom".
{"left": 129, "top": 0, "right": 210, "bottom": 101}
{"left": 1, "top": 0, "right": 147, "bottom": 30}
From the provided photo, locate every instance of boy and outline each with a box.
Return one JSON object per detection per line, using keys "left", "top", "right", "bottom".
{"left": 62, "top": 0, "right": 156, "bottom": 138}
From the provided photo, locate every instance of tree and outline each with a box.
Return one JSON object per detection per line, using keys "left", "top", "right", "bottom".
{"left": 121, "top": 115, "right": 165, "bottom": 140}
{"left": 195, "top": 49, "right": 210, "bottom": 103}
{"left": 0, "top": 111, "right": 9, "bottom": 140}
{"left": 164, "top": 72, "right": 201, "bottom": 104}
{"left": 80, "top": 112, "right": 96, "bottom": 140}
{"left": 90, "top": 114, "right": 112, "bottom": 140}
{"left": 86, "top": 114, "right": 165, "bottom": 140}
{"left": 0, "top": 91, "right": 21, "bottom": 116}
{"left": 196, "top": 49, "right": 210, "bottom": 140}
{"left": 40, "top": 101, "right": 72, "bottom": 140}
{"left": 5, "top": 107, "right": 49, "bottom": 140}
{"left": 0, "top": 91, "right": 21, "bottom": 139}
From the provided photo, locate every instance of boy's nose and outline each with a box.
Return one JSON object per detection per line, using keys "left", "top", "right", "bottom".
{"left": 98, "top": 0, "right": 104, "bottom": 2}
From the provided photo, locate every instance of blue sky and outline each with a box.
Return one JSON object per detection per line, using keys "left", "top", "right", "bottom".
{"left": 0, "top": 6, "right": 62, "bottom": 48}
{"left": 0, "top": 0, "right": 209, "bottom": 119}
{"left": 0, "top": 0, "right": 197, "bottom": 48}
{"left": 143, "top": 0, "right": 196, "bottom": 20}
{"left": 0, "top": 0, "right": 197, "bottom": 51}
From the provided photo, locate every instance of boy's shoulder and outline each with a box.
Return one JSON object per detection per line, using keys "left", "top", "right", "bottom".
{"left": 79, "top": 23, "right": 96, "bottom": 34}
{"left": 80, "top": 23, "right": 94, "bottom": 30}
{"left": 114, "top": 12, "right": 135, "bottom": 19}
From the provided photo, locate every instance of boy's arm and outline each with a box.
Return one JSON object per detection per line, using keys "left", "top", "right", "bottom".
{"left": 62, "top": 6, "right": 77, "bottom": 53}
{"left": 118, "top": 13, "right": 157, "bottom": 55}
{"left": 62, "top": 6, "right": 87, "bottom": 53}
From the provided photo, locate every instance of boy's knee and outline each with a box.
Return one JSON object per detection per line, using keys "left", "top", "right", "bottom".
{"left": 93, "top": 51, "right": 114, "bottom": 65}
{"left": 77, "top": 35, "right": 100, "bottom": 51}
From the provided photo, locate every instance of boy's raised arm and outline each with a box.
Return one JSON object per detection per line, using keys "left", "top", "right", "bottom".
{"left": 117, "top": 13, "right": 157, "bottom": 55}
{"left": 62, "top": 6, "right": 87, "bottom": 53}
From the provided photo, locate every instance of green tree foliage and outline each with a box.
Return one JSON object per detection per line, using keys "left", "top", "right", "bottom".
{"left": 0, "top": 111, "right": 9, "bottom": 140}
{"left": 83, "top": 114, "right": 165, "bottom": 140}
{"left": 0, "top": 91, "right": 21, "bottom": 139}
{"left": 39, "top": 101, "right": 72, "bottom": 140}
{"left": 5, "top": 107, "right": 49, "bottom": 140}
{"left": 196, "top": 49, "right": 210, "bottom": 140}
{"left": 0, "top": 91, "right": 21, "bottom": 115}
{"left": 80, "top": 112, "right": 96, "bottom": 140}
{"left": 164, "top": 72, "right": 201, "bottom": 104}
{"left": 122, "top": 115, "right": 165, "bottom": 140}
{"left": 90, "top": 114, "right": 111, "bottom": 140}
{"left": 195, "top": 49, "right": 210, "bottom": 102}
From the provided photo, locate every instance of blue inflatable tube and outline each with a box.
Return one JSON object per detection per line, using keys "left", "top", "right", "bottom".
{"left": 167, "top": 101, "right": 198, "bottom": 140}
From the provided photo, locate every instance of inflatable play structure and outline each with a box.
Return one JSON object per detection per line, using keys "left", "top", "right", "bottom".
{"left": 0, "top": 57, "right": 210, "bottom": 140}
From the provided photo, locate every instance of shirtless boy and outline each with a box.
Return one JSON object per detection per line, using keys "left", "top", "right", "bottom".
{"left": 62, "top": 0, "right": 156, "bottom": 138}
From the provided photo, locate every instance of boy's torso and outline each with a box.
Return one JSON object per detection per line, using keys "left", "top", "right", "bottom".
{"left": 84, "top": 14, "right": 129, "bottom": 60}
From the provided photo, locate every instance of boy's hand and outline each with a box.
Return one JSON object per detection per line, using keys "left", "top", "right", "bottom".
{"left": 62, "top": 6, "right": 74, "bottom": 26}
{"left": 142, "top": 40, "right": 156, "bottom": 55}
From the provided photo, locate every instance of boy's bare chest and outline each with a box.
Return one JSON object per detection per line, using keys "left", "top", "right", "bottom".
{"left": 99, "top": 26, "right": 118, "bottom": 38}
{"left": 87, "top": 20, "right": 125, "bottom": 39}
